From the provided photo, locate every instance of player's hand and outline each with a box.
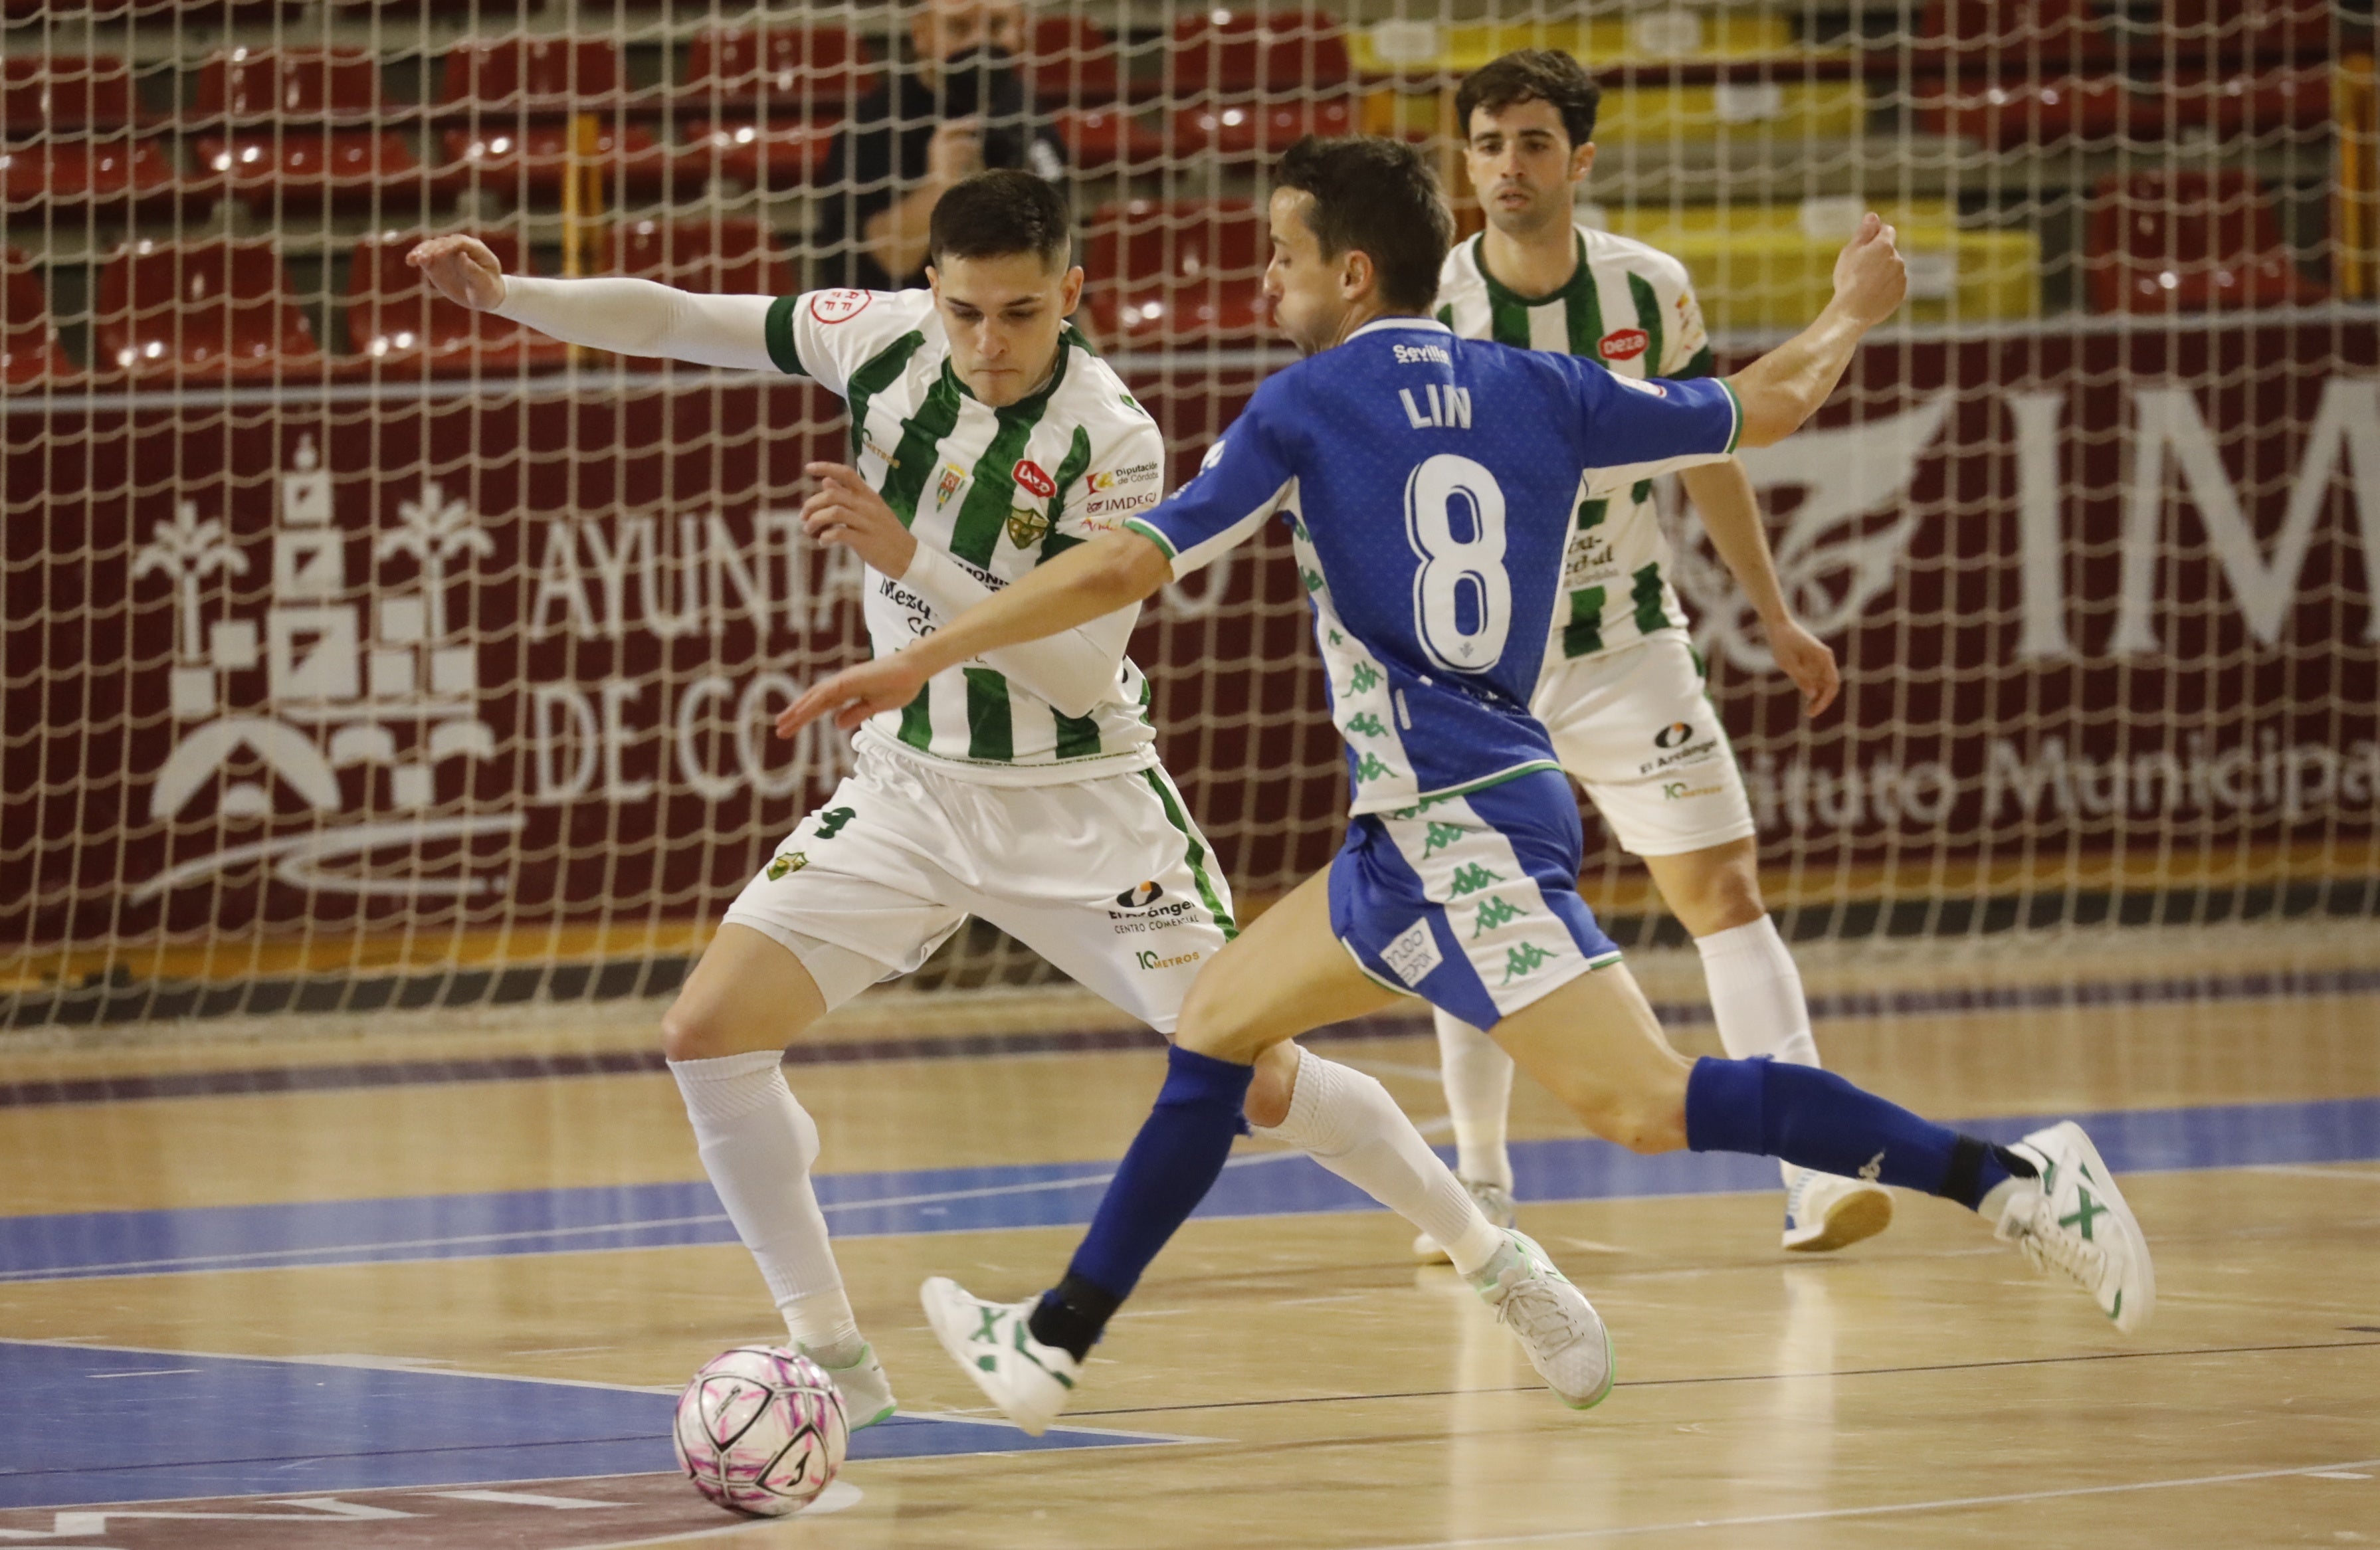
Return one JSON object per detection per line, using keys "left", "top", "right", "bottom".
{"left": 1829, "top": 212, "right": 1906, "bottom": 330}
{"left": 803, "top": 462, "right": 918, "bottom": 579}
{"left": 1766, "top": 615, "right": 1840, "bottom": 718}
{"left": 407, "top": 234, "right": 507, "bottom": 312}
{"left": 926, "top": 119, "right": 983, "bottom": 185}
{"left": 778, "top": 655, "right": 931, "bottom": 737}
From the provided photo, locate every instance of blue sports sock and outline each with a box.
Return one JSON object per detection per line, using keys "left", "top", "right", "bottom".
{"left": 1029, "top": 1045, "right": 1253, "bottom": 1359}
{"left": 1684, "top": 1056, "right": 2024, "bottom": 1210}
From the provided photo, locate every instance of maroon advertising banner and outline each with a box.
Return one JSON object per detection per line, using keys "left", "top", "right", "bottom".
{"left": 3, "top": 316, "right": 2375, "bottom": 962}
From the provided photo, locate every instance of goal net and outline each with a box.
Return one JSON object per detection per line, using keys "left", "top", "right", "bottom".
{"left": 1, "top": 0, "right": 2371, "bottom": 1026}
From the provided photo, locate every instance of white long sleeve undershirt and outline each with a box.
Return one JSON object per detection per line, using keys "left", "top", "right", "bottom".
{"left": 493, "top": 273, "right": 1137, "bottom": 719}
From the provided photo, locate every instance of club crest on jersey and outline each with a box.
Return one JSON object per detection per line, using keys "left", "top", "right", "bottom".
{"left": 935, "top": 464, "right": 967, "bottom": 506}
{"left": 767, "top": 852, "right": 809, "bottom": 880}
{"left": 1006, "top": 506, "right": 1050, "bottom": 547}
{"left": 1011, "top": 460, "right": 1056, "bottom": 500}
{"left": 1599, "top": 328, "right": 1648, "bottom": 363}
{"left": 809, "top": 289, "right": 871, "bottom": 324}
{"left": 1116, "top": 880, "right": 1165, "bottom": 908}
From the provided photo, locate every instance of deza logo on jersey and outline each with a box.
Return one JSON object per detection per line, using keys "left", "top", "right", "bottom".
{"left": 1599, "top": 328, "right": 1649, "bottom": 363}
{"left": 1011, "top": 460, "right": 1056, "bottom": 499}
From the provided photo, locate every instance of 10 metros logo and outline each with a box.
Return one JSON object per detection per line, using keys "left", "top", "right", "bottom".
{"left": 1108, "top": 879, "right": 1199, "bottom": 935}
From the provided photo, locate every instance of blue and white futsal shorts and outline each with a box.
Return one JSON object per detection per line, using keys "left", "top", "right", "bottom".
{"left": 1329, "top": 768, "right": 1622, "bottom": 1030}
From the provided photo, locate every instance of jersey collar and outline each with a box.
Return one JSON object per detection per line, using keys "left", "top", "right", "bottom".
{"left": 1345, "top": 315, "right": 1452, "bottom": 343}
{"left": 1473, "top": 229, "right": 1590, "bottom": 310}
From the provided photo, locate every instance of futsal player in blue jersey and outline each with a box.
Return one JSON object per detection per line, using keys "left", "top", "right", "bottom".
{"left": 782, "top": 137, "right": 2155, "bottom": 1434}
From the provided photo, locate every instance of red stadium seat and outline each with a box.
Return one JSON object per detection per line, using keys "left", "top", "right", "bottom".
{"left": 2085, "top": 171, "right": 2329, "bottom": 313}
{"left": 439, "top": 122, "right": 668, "bottom": 201}
{"left": 1025, "top": 16, "right": 1123, "bottom": 108}
{"left": 680, "top": 26, "right": 877, "bottom": 111}
{"left": 1914, "top": 0, "right": 2120, "bottom": 70}
{"left": 1, "top": 55, "right": 146, "bottom": 134}
{"left": 1917, "top": 75, "right": 2134, "bottom": 148}
{"left": 94, "top": 239, "right": 324, "bottom": 383}
{"left": 194, "top": 47, "right": 386, "bottom": 124}
{"left": 192, "top": 132, "right": 437, "bottom": 214}
{"left": 0, "top": 138, "right": 185, "bottom": 211}
{"left": 439, "top": 37, "right": 626, "bottom": 113}
{"left": 344, "top": 231, "right": 565, "bottom": 377}
{"left": 1084, "top": 199, "right": 1270, "bottom": 349}
{"left": 1, "top": 250, "right": 76, "bottom": 387}
{"left": 676, "top": 118, "right": 837, "bottom": 193}
{"left": 1054, "top": 108, "right": 1165, "bottom": 170}
{"left": 1168, "top": 95, "right": 1357, "bottom": 158}
{"left": 1164, "top": 11, "right": 1349, "bottom": 98}
{"left": 2162, "top": 0, "right": 2335, "bottom": 64}
{"left": 611, "top": 217, "right": 797, "bottom": 296}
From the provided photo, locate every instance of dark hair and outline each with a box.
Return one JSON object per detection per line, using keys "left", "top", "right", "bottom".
{"left": 1454, "top": 49, "right": 1602, "bottom": 147}
{"left": 1272, "top": 136, "right": 1453, "bottom": 314}
{"left": 928, "top": 169, "right": 1072, "bottom": 270}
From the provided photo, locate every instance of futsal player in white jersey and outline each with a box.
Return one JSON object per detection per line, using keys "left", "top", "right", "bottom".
{"left": 1423, "top": 49, "right": 1892, "bottom": 1256}
{"left": 409, "top": 171, "right": 1537, "bottom": 1429}
{"left": 782, "top": 138, "right": 2152, "bottom": 1438}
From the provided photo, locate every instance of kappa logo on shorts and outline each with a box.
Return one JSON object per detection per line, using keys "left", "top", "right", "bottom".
{"left": 766, "top": 851, "right": 809, "bottom": 880}
{"left": 1653, "top": 722, "right": 1696, "bottom": 749}
{"left": 1116, "top": 881, "right": 1165, "bottom": 908}
{"left": 1381, "top": 920, "right": 1443, "bottom": 988}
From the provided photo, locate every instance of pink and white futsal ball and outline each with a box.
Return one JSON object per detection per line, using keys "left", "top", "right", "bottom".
{"left": 672, "top": 1346, "right": 848, "bottom": 1516}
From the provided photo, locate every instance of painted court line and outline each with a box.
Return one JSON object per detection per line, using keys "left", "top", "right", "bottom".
{"left": 1334, "top": 1457, "right": 2380, "bottom": 1547}
{"left": 3, "top": 1094, "right": 2377, "bottom": 1284}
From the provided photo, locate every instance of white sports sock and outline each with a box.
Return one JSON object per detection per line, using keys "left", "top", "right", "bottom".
{"left": 1250, "top": 1046, "right": 1506, "bottom": 1278}
{"left": 1696, "top": 916, "right": 1822, "bottom": 1068}
{"left": 669, "top": 1050, "right": 863, "bottom": 1362}
{"left": 1432, "top": 1008, "right": 1516, "bottom": 1192}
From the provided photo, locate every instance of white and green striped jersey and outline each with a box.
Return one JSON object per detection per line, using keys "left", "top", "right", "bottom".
{"left": 1435, "top": 226, "right": 1717, "bottom": 663}
{"left": 763, "top": 287, "right": 1165, "bottom": 783}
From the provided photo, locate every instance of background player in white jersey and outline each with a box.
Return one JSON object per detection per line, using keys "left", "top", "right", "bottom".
{"left": 782, "top": 138, "right": 2153, "bottom": 1438}
{"left": 1426, "top": 49, "right": 1890, "bottom": 1256}
{"left": 410, "top": 171, "right": 1540, "bottom": 1429}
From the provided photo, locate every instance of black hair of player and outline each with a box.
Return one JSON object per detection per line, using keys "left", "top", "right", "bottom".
{"left": 927, "top": 169, "right": 1072, "bottom": 271}
{"left": 1455, "top": 48, "right": 1602, "bottom": 148}
{"left": 1272, "top": 136, "right": 1454, "bottom": 314}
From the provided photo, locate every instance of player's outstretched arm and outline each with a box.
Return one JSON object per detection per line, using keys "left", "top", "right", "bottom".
{"left": 778, "top": 529, "right": 1171, "bottom": 736}
{"left": 1725, "top": 212, "right": 1906, "bottom": 448}
{"left": 801, "top": 462, "right": 1136, "bottom": 718}
{"left": 406, "top": 235, "right": 778, "bottom": 371}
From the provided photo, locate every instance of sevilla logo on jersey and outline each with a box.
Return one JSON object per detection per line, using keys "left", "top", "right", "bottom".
{"left": 810, "top": 289, "right": 872, "bottom": 324}
{"left": 1599, "top": 328, "right": 1649, "bottom": 363}
{"left": 1011, "top": 460, "right": 1056, "bottom": 499}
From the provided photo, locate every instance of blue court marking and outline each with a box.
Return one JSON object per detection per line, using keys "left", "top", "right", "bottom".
{"left": 0, "top": 1341, "right": 1182, "bottom": 1511}
{"left": 3, "top": 1094, "right": 2378, "bottom": 1286}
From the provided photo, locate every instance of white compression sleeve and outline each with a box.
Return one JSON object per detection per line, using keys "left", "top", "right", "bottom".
{"left": 1432, "top": 1008, "right": 1516, "bottom": 1193}
{"left": 1248, "top": 1045, "right": 1505, "bottom": 1278}
{"left": 1696, "top": 916, "right": 1822, "bottom": 1068}
{"left": 898, "top": 543, "right": 1136, "bottom": 718}
{"left": 492, "top": 275, "right": 779, "bottom": 371}
{"left": 669, "top": 1050, "right": 862, "bottom": 1357}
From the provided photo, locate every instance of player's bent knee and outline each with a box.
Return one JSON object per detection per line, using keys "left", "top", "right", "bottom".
{"left": 1561, "top": 1088, "right": 1688, "bottom": 1155}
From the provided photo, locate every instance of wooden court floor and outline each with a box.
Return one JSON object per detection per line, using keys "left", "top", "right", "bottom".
{"left": 2, "top": 921, "right": 2377, "bottom": 1549}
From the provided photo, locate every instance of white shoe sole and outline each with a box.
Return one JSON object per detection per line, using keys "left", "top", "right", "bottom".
{"left": 1781, "top": 1183, "right": 1895, "bottom": 1253}
{"left": 918, "top": 1278, "right": 1063, "bottom": 1437}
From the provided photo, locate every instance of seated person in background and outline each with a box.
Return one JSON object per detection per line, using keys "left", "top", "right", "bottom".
{"left": 813, "top": 0, "right": 1068, "bottom": 292}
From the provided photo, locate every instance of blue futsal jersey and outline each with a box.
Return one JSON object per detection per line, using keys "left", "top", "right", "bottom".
{"left": 1126, "top": 317, "right": 1741, "bottom": 817}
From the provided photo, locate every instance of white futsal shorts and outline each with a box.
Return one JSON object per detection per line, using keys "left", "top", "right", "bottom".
{"left": 720, "top": 739, "right": 1237, "bottom": 1034}
{"left": 1531, "top": 631, "right": 1758, "bottom": 859}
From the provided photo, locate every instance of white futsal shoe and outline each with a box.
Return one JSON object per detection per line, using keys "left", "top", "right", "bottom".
{"left": 1413, "top": 1177, "right": 1518, "bottom": 1264}
{"left": 1993, "top": 1121, "right": 2155, "bottom": 1334}
{"left": 803, "top": 1340, "right": 896, "bottom": 1430}
{"left": 920, "top": 1278, "right": 1082, "bottom": 1437}
{"left": 1472, "top": 1230, "right": 1615, "bottom": 1410}
{"left": 1780, "top": 1163, "right": 1896, "bottom": 1252}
